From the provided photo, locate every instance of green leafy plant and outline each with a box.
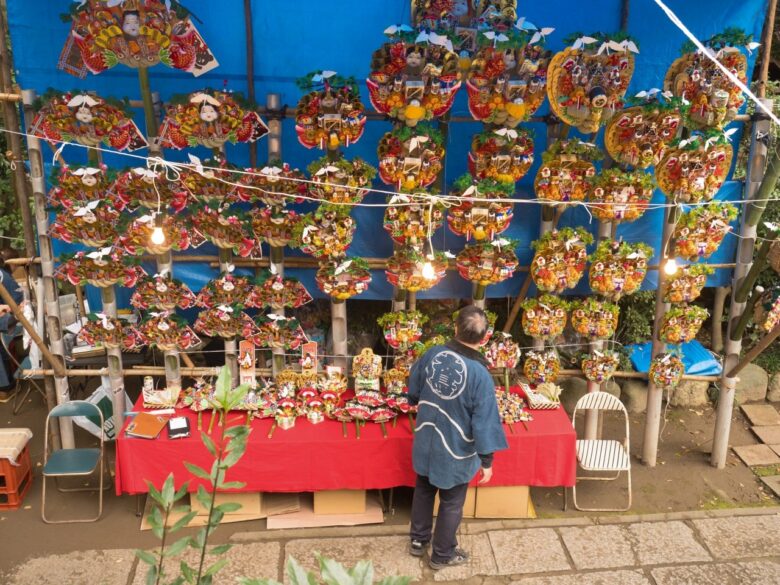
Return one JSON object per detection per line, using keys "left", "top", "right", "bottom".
{"left": 242, "top": 554, "right": 411, "bottom": 585}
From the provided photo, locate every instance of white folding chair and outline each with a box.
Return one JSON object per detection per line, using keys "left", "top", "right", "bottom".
{"left": 567, "top": 391, "right": 632, "bottom": 512}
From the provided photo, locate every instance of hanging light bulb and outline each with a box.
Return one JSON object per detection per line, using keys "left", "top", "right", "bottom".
{"left": 150, "top": 215, "right": 166, "bottom": 246}
{"left": 663, "top": 258, "right": 679, "bottom": 276}
{"left": 422, "top": 260, "right": 436, "bottom": 280}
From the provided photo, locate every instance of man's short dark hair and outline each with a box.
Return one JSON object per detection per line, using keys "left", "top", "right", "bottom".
{"left": 455, "top": 305, "right": 488, "bottom": 345}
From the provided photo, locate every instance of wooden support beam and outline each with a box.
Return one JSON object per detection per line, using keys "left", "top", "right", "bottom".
{"left": 726, "top": 324, "right": 780, "bottom": 378}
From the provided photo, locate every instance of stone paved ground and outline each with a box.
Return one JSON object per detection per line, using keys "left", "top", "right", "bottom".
{"left": 3, "top": 508, "right": 780, "bottom": 585}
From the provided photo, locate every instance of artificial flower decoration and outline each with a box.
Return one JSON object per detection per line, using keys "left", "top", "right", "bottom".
{"left": 30, "top": 92, "right": 146, "bottom": 150}
{"left": 521, "top": 295, "right": 569, "bottom": 340}
{"left": 546, "top": 32, "right": 638, "bottom": 133}
{"left": 447, "top": 175, "right": 514, "bottom": 241}
{"left": 196, "top": 273, "right": 256, "bottom": 309}
{"left": 484, "top": 332, "right": 521, "bottom": 369}
{"left": 130, "top": 273, "right": 197, "bottom": 311}
{"left": 655, "top": 132, "right": 734, "bottom": 204}
{"left": 523, "top": 349, "right": 561, "bottom": 385}
{"left": 588, "top": 240, "right": 653, "bottom": 300}
{"left": 190, "top": 201, "right": 256, "bottom": 257}
{"left": 251, "top": 207, "right": 301, "bottom": 247}
{"left": 194, "top": 304, "right": 255, "bottom": 339}
{"left": 55, "top": 248, "right": 144, "bottom": 289}
{"left": 232, "top": 162, "right": 307, "bottom": 207}
{"left": 755, "top": 287, "right": 780, "bottom": 332}
{"left": 570, "top": 298, "right": 620, "bottom": 340}
{"left": 581, "top": 350, "right": 620, "bottom": 383}
{"left": 604, "top": 91, "right": 684, "bottom": 168}
{"left": 136, "top": 311, "right": 200, "bottom": 352}
{"left": 48, "top": 165, "right": 112, "bottom": 209}
{"left": 62, "top": 0, "right": 218, "bottom": 77}
{"left": 377, "top": 310, "right": 429, "bottom": 350}
{"left": 386, "top": 247, "right": 448, "bottom": 291}
{"left": 649, "top": 353, "right": 685, "bottom": 390}
{"left": 248, "top": 315, "right": 307, "bottom": 351}
{"left": 587, "top": 168, "right": 654, "bottom": 223}
{"left": 672, "top": 202, "right": 738, "bottom": 261}
{"left": 377, "top": 125, "right": 445, "bottom": 189}
{"left": 534, "top": 140, "right": 601, "bottom": 205}
{"left": 367, "top": 26, "right": 461, "bottom": 126}
{"left": 111, "top": 167, "right": 188, "bottom": 213}
{"left": 51, "top": 199, "right": 120, "bottom": 247}
{"left": 121, "top": 213, "right": 191, "bottom": 256}
{"left": 294, "top": 205, "right": 356, "bottom": 259}
{"left": 159, "top": 90, "right": 268, "bottom": 149}
{"left": 466, "top": 25, "right": 553, "bottom": 127}
{"left": 316, "top": 257, "right": 372, "bottom": 301}
{"left": 659, "top": 305, "right": 709, "bottom": 345}
{"left": 295, "top": 71, "right": 367, "bottom": 150}
{"left": 662, "top": 264, "right": 714, "bottom": 303}
{"left": 250, "top": 271, "right": 312, "bottom": 311}
{"left": 78, "top": 313, "right": 136, "bottom": 350}
{"left": 468, "top": 127, "right": 534, "bottom": 182}
{"left": 664, "top": 29, "right": 751, "bottom": 130}
{"left": 307, "top": 157, "right": 377, "bottom": 205}
{"left": 456, "top": 239, "right": 519, "bottom": 286}
{"left": 530, "top": 227, "right": 592, "bottom": 293}
{"left": 383, "top": 192, "right": 445, "bottom": 247}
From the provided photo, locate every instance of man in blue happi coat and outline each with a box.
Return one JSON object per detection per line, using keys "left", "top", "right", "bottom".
{"left": 407, "top": 305, "right": 508, "bottom": 570}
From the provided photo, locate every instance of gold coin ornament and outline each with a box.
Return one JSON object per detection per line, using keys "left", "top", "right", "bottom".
{"left": 604, "top": 92, "right": 684, "bottom": 169}
{"left": 456, "top": 239, "right": 519, "bottom": 286}
{"left": 315, "top": 257, "right": 372, "bottom": 301}
{"left": 659, "top": 305, "right": 710, "bottom": 345}
{"left": 649, "top": 353, "right": 685, "bottom": 390}
{"left": 535, "top": 140, "right": 602, "bottom": 206}
{"left": 378, "top": 125, "right": 445, "bottom": 189}
{"left": 662, "top": 264, "right": 714, "bottom": 303}
{"left": 655, "top": 131, "right": 734, "bottom": 204}
{"left": 588, "top": 240, "right": 653, "bottom": 301}
{"left": 468, "top": 127, "right": 534, "bottom": 183}
{"left": 671, "top": 202, "right": 738, "bottom": 261}
{"left": 664, "top": 29, "right": 752, "bottom": 130}
{"left": 447, "top": 175, "right": 515, "bottom": 241}
{"left": 295, "top": 71, "right": 367, "bottom": 151}
{"left": 386, "top": 247, "right": 448, "bottom": 292}
{"left": 530, "top": 227, "right": 593, "bottom": 294}
{"left": 547, "top": 33, "right": 638, "bottom": 133}
{"left": 383, "top": 191, "right": 446, "bottom": 247}
{"left": 587, "top": 168, "right": 655, "bottom": 223}
{"left": 307, "top": 157, "right": 377, "bottom": 205}
{"left": 521, "top": 295, "right": 569, "bottom": 340}
{"left": 570, "top": 298, "right": 620, "bottom": 340}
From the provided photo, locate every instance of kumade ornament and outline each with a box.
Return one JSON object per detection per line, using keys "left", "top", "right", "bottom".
{"left": 530, "top": 227, "right": 592, "bottom": 294}
{"left": 48, "top": 165, "right": 111, "bottom": 209}
{"left": 315, "top": 257, "right": 372, "bottom": 300}
{"left": 523, "top": 349, "right": 560, "bottom": 385}
{"left": 131, "top": 273, "right": 196, "bottom": 312}
{"left": 534, "top": 140, "right": 601, "bottom": 206}
{"left": 353, "top": 347, "right": 384, "bottom": 392}
{"left": 294, "top": 205, "right": 356, "bottom": 259}
{"left": 248, "top": 315, "right": 307, "bottom": 351}
{"left": 570, "top": 298, "right": 620, "bottom": 340}
{"left": 588, "top": 240, "right": 652, "bottom": 301}
{"left": 659, "top": 305, "right": 709, "bottom": 345}
{"left": 177, "top": 158, "right": 237, "bottom": 203}
{"left": 307, "top": 157, "right": 377, "bottom": 205}
{"left": 649, "top": 353, "right": 685, "bottom": 390}
{"left": 671, "top": 203, "right": 738, "bottom": 261}
{"left": 664, "top": 29, "right": 752, "bottom": 130}
{"left": 662, "top": 264, "right": 713, "bottom": 303}
{"left": 196, "top": 273, "right": 256, "bottom": 309}
{"left": 30, "top": 92, "right": 147, "bottom": 150}
{"left": 190, "top": 202, "right": 256, "bottom": 257}
{"left": 295, "top": 71, "right": 367, "bottom": 150}
{"left": 56, "top": 249, "right": 144, "bottom": 289}
{"left": 447, "top": 175, "right": 514, "bottom": 241}
{"left": 468, "top": 127, "right": 534, "bottom": 183}
{"left": 581, "top": 350, "right": 620, "bottom": 383}
{"left": 194, "top": 304, "right": 256, "bottom": 340}
{"left": 386, "top": 247, "right": 448, "bottom": 291}
{"left": 377, "top": 310, "right": 429, "bottom": 350}
{"left": 232, "top": 163, "right": 307, "bottom": 207}
{"left": 50, "top": 200, "right": 120, "bottom": 247}
{"left": 251, "top": 207, "right": 301, "bottom": 248}
{"left": 754, "top": 287, "right": 780, "bottom": 333}
{"left": 377, "top": 125, "right": 445, "bottom": 189}
{"left": 136, "top": 311, "right": 200, "bottom": 352}
{"left": 587, "top": 168, "right": 654, "bottom": 223}
{"left": 79, "top": 313, "right": 136, "bottom": 350}
{"left": 521, "top": 295, "right": 569, "bottom": 340}
{"left": 484, "top": 332, "right": 521, "bottom": 369}
{"left": 383, "top": 192, "right": 445, "bottom": 247}
{"left": 111, "top": 167, "right": 188, "bottom": 213}
{"left": 367, "top": 27, "right": 461, "bottom": 126}
{"left": 61, "top": 0, "right": 218, "bottom": 77}
{"left": 159, "top": 90, "right": 268, "bottom": 149}
{"left": 250, "top": 271, "right": 313, "bottom": 311}
{"left": 121, "top": 213, "right": 191, "bottom": 256}
{"left": 456, "top": 239, "right": 519, "bottom": 286}
{"left": 546, "top": 33, "right": 637, "bottom": 133}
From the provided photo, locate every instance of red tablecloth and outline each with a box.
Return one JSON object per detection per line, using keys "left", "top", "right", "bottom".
{"left": 115, "top": 390, "right": 576, "bottom": 495}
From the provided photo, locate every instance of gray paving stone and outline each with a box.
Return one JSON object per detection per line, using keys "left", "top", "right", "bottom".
{"left": 284, "top": 536, "right": 422, "bottom": 582}
{"left": 510, "top": 570, "right": 650, "bottom": 585}
{"left": 488, "top": 528, "right": 570, "bottom": 575}
{"left": 558, "top": 524, "right": 635, "bottom": 570}
{"left": 651, "top": 560, "right": 780, "bottom": 585}
{"left": 752, "top": 425, "right": 780, "bottom": 444}
{"left": 132, "top": 542, "right": 281, "bottom": 585}
{"left": 741, "top": 404, "right": 780, "bottom": 426}
{"left": 732, "top": 444, "right": 780, "bottom": 467}
{"left": 432, "top": 533, "right": 497, "bottom": 582}
{"left": 693, "top": 515, "right": 780, "bottom": 559}
{"left": 627, "top": 521, "right": 711, "bottom": 565}
{"left": 8, "top": 549, "right": 136, "bottom": 585}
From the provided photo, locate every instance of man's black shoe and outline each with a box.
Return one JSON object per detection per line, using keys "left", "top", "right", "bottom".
{"left": 408, "top": 539, "right": 428, "bottom": 557}
{"left": 429, "top": 548, "right": 469, "bottom": 570}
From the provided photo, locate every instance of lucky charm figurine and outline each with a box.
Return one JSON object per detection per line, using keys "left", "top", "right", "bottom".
{"left": 295, "top": 71, "right": 367, "bottom": 151}
{"left": 587, "top": 168, "right": 654, "bottom": 223}
{"left": 353, "top": 348, "right": 383, "bottom": 393}
{"left": 61, "top": 0, "right": 218, "bottom": 77}
{"left": 159, "top": 90, "right": 268, "bottom": 150}
{"left": 456, "top": 239, "right": 519, "bottom": 287}
{"left": 672, "top": 203, "right": 738, "bottom": 261}
{"left": 521, "top": 295, "right": 569, "bottom": 340}
{"left": 383, "top": 192, "right": 445, "bottom": 247}
{"left": 546, "top": 33, "right": 638, "bottom": 133}
{"left": 315, "top": 257, "right": 372, "bottom": 301}
{"left": 662, "top": 264, "right": 713, "bottom": 303}
{"left": 570, "top": 298, "right": 620, "bottom": 340}
{"left": 535, "top": 140, "right": 601, "bottom": 206}
{"left": 30, "top": 92, "right": 146, "bottom": 151}
{"left": 589, "top": 240, "right": 653, "bottom": 301}
{"left": 367, "top": 26, "right": 461, "bottom": 126}
{"left": 530, "top": 227, "right": 592, "bottom": 294}
{"left": 447, "top": 175, "right": 514, "bottom": 241}
{"left": 307, "top": 157, "right": 377, "bottom": 205}
{"left": 664, "top": 30, "right": 751, "bottom": 130}
{"left": 468, "top": 127, "right": 534, "bottom": 183}
{"left": 377, "top": 125, "right": 445, "bottom": 189}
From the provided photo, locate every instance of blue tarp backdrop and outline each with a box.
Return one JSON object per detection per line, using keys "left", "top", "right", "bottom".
{"left": 5, "top": 0, "right": 770, "bottom": 305}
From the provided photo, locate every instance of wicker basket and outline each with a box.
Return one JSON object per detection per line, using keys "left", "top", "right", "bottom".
{"left": 525, "top": 389, "right": 561, "bottom": 410}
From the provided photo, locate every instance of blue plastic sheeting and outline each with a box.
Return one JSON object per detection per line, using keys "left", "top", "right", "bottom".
{"left": 628, "top": 340, "right": 723, "bottom": 376}
{"left": 7, "top": 0, "right": 769, "bottom": 303}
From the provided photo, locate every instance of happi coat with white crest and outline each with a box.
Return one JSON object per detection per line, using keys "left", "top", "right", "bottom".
{"left": 407, "top": 340, "right": 508, "bottom": 489}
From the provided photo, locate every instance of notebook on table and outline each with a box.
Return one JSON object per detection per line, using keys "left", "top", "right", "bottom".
{"left": 125, "top": 412, "right": 168, "bottom": 439}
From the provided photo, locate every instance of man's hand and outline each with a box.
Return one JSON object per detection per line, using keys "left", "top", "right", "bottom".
{"left": 478, "top": 466, "right": 493, "bottom": 485}
{"left": 0, "top": 305, "right": 10, "bottom": 316}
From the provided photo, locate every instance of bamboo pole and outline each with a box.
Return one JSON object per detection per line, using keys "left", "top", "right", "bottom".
{"left": 267, "top": 93, "right": 286, "bottom": 375}
{"left": 712, "top": 98, "right": 774, "bottom": 468}
{"left": 727, "top": 323, "right": 780, "bottom": 378}
{"left": 711, "top": 285, "right": 729, "bottom": 353}
{"left": 244, "top": 0, "right": 257, "bottom": 168}
{"left": 757, "top": 0, "right": 778, "bottom": 99}
{"left": 99, "top": 286, "right": 125, "bottom": 432}
{"left": 21, "top": 89, "right": 74, "bottom": 449}
{"left": 218, "top": 247, "right": 239, "bottom": 384}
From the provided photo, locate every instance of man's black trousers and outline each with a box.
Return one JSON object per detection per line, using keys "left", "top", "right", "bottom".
{"left": 409, "top": 474, "right": 469, "bottom": 562}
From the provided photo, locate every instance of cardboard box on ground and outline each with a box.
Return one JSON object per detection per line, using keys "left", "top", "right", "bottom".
{"left": 434, "top": 486, "right": 535, "bottom": 519}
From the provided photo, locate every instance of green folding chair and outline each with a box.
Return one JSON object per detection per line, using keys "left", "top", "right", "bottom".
{"left": 42, "top": 401, "right": 111, "bottom": 523}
